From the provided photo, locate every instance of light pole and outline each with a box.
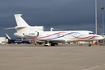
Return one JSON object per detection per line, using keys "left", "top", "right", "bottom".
{"left": 95, "top": 0, "right": 97, "bottom": 34}
{"left": 101, "top": 7, "right": 104, "bottom": 35}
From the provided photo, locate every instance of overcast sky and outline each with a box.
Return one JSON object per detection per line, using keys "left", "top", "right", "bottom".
{"left": 0, "top": 0, "right": 105, "bottom": 38}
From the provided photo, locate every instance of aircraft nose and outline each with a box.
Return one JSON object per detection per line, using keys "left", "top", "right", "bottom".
{"left": 95, "top": 35, "right": 104, "bottom": 40}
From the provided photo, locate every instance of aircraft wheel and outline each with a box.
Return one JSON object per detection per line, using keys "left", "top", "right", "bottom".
{"left": 51, "top": 43, "right": 55, "bottom": 46}
{"left": 44, "top": 45, "right": 49, "bottom": 46}
{"left": 88, "top": 44, "right": 91, "bottom": 46}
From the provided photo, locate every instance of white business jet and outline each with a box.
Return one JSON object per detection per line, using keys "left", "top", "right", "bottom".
{"left": 7, "top": 14, "right": 104, "bottom": 46}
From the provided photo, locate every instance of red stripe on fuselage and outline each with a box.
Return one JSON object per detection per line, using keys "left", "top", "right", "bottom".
{"left": 35, "top": 32, "right": 67, "bottom": 39}
{"left": 72, "top": 35, "right": 97, "bottom": 39}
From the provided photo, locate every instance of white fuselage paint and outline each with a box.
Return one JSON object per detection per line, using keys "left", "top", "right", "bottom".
{"left": 14, "top": 30, "right": 103, "bottom": 42}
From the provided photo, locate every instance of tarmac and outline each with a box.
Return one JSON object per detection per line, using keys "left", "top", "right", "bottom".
{"left": 0, "top": 44, "right": 105, "bottom": 70}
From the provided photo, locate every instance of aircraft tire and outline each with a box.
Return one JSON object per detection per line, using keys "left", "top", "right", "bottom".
{"left": 51, "top": 43, "right": 55, "bottom": 46}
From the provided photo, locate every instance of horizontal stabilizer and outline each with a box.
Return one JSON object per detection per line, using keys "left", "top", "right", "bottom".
{"left": 4, "top": 26, "right": 27, "bottom": 30}
{"left": 4, "top": 27, "right": 15, "bottom": 30}
{"left": 15, "top": 26, "right": 27, "bottom": 29}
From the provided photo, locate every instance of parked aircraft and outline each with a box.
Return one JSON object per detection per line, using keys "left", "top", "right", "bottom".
{"left": 6, "top": 34, "right": 30, "bottom": 44}
{"left": 6, "top": 14, "right": 104, "bottom": 46}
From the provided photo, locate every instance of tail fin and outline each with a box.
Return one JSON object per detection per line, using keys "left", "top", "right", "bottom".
{"left": 14, "top": 14, "right": 29, "bottom": 27}
{"left": 6, "top": 34, "right": 11, "bottom": 39}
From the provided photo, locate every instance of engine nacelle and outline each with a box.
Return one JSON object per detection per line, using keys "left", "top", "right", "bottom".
{"left": 24, "top": 32, "right": 39, "bottom": 38}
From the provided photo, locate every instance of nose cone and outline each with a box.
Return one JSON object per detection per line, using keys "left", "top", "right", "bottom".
{"left": 94, "top": 35, "right": 104, "bottom": 40}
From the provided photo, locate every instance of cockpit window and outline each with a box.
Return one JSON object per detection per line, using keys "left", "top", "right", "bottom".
{"left": 89, "top": 32, "right": 95, "bottom": 34}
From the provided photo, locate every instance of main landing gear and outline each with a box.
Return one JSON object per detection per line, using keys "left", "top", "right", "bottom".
{"left": 88, "top": 41, "right": 91, "bottom": 46}
{"left": 44, "top": 41, "right": 58, "bottom": 46}
{"left": 51, "top": 43, "right": 58, "bottom": 46}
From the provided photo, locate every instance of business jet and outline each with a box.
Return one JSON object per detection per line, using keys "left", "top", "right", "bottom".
{"left": 6, "top": 14, "right": 104, "bottom": 46}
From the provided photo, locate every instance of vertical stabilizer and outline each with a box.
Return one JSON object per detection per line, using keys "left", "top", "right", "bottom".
{"left": 14, "top": 14, "right": 29, "bottom": 27}
{"left": 6, "top": 34, "right": 11, "bottom": 39}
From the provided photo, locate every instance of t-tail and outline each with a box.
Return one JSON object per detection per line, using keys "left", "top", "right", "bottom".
{"left": 4, "top": 14, "right": 30, "bottom": 32}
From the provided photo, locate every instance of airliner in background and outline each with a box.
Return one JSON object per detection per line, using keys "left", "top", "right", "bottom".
{"left": 5, "top": 14, "right": 104, "bottom": 46}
